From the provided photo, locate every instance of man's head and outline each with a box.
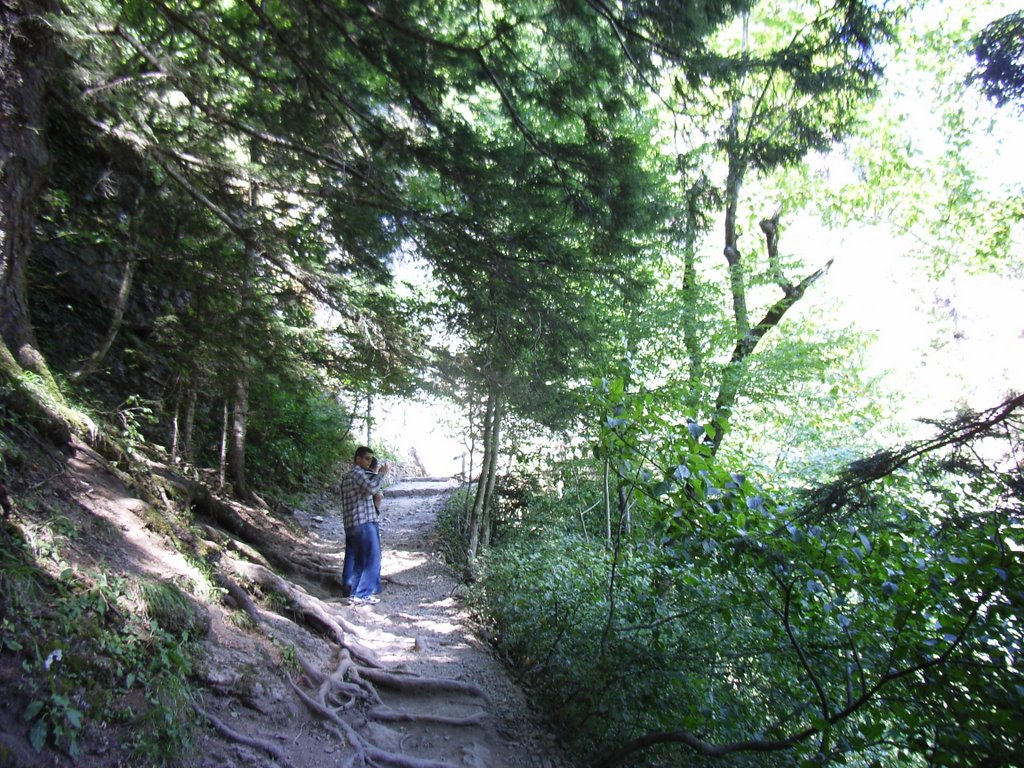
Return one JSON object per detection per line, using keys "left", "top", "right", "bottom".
{"left": 354, "top": 445, "right": 375, "bottom": 469}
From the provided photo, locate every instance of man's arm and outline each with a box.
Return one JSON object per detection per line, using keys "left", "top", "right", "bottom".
{"left": 349, "top": 467, "right": 384, "bottom": 495}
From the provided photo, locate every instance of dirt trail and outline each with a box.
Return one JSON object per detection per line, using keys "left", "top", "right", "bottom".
{"left": 288, "top": 476, "right": 574, "bottom": 768}
{"left": 1, "top": 443, "right": 575, "bottom": 768}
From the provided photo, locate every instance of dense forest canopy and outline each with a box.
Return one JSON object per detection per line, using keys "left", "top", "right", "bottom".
{"left": 1, "top": 0, "right": 1022, "bottom": 765}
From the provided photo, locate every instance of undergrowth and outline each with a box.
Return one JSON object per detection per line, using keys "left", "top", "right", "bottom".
{"left": 0, "top": 520, "right": 203, "bottom": 765}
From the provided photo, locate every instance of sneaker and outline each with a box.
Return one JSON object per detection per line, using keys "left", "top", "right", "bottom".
{"left": 348, "top": 595, "right": 380, "bottom": 606}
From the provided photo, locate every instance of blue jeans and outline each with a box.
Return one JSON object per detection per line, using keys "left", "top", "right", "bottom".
{"left": 341, "top": 522, "right": 381, "bottom": 598}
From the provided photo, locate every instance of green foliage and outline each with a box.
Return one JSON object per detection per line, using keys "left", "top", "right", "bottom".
{"left": 0, "top": 528, "right": 198, "bottom": 764}
{"left": 971, "top": 10, "right": 1024, "bottom": 111}
{"left": 139, "top": 578, "right": 210, "bottom": 640}
{"left": 270, "top": 638, "right": 299, "bottom": 670}
{"left": 436, "top": 485, "right": 476, "bottom": 572}
{"left": 464, "top": 379, "right": 1023, "bottom": 765}
{"left": 244, "top": 372, "right": 357, "bottom": 491}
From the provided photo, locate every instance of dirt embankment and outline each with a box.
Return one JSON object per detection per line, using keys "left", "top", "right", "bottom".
{"left": 0, "top": 442, "right": 574, "bottom": 768}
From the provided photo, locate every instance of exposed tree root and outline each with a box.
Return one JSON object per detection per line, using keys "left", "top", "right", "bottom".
{"left": 289, "top": 678, "right": 460, "bottom": 768}
{"left": 207, "top": 542, "right": 499, "bottom": 766}
{"left": 382, "top": 574, "right": 418, "bottom": 588}
{"left": 192, "top": 703, "right": 295, "bottom": 768}
{"left": 172, "top": 463, "right": 502, "bottom": 768}
{"left": 212, "top": 570, "right": 262, "bottom": 626}
{"left": 367, "top": 706, "right": 488, "bottom": 727}
{"left": 358, "top": 667, "right": 491, "bottom": 704}
{"left": 150, "top": 465, "right": 344, "bottom": 581}
{"left": 225, "top": 555, "right": 381, "bottom": 666}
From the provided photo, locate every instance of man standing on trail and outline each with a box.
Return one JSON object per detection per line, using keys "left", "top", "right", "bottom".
{"left": 340, "top": 446, "right": 389, "bottom": 604}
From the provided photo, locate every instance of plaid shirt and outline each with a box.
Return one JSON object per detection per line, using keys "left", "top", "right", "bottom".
{"left": 340, "top": 466, "right": 384, "bottom": 530}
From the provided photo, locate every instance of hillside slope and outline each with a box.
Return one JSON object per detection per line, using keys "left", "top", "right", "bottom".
{"left": 0, "top": 435, "right": 572, "bottom": 768}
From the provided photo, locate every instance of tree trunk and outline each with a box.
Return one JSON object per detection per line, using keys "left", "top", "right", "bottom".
{"left": 227, "top": 374, "right": 251, "bottom": 499}
{"left": 710, "top": 212, "right": 833, "bottom": 454}
{"left": 0, "top": 0, "right": 59, "bottom": 384}
{"left": 617, "top": 482, "right": 631, "bottom": 536}
{"left": 172, "top": 372, "right": 198, "bottom": 464}
{"left": 479, "top": 396, "right": 502, "bottom": 550}
{"left": 462, "top": 407, "right": 477, "bottom": 538}
{"left": 171, "top": 389, "right": 181, "bottom": 463}
{"left": 218, "top": 398, "right": 229, "bottom": 490}
{"left": 224, "top": 163, "right": 259, "bottom": 501}
{"left": 467, "top": 391, "right": 498, "bottom": 560}
{"left": 72, "top": 243, "right": 136, "bottom": 381}
{"left": 182, "top": 377, "right": 197, "bottom": 461}
{"left": 711, "top": 97, "right": 751, "bottom": 454}
{"left": 366, "top": 389, "right": 373, "bottom": 446}
{"left": 681, "top": 241, "right": 703, "bottom": 413}
{"left": 603, "top": 456, "right": 612, "bottom": 543}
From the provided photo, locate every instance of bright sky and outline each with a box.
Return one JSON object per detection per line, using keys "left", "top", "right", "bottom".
{"left": 813, "top": 0, "right": 1024, "bottom": 426}
{"left": 811, "top": 223, "right": 1024, "bottom": 426}
{"left": 374, "top": 394, "right": 468, "bottom": 477}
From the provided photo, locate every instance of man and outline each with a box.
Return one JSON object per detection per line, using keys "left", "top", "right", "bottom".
{"left": 340, "top": 446, "right": 389, "bottom": 604}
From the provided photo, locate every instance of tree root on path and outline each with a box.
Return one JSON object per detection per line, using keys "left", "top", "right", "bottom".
{"left": 192, "top": 703, "right": 296, "bottom": 768}
{"left": 382, "top": 574, "right": 419, "bottom": 588}
{"left": 213, "top": 550, "right": 497, "bottom": 768}
{"left": 358, "top": 667, "right": 491, "bottom": 705}
{"left": 153, "top": 465, "right": 344, "bottom": 585}
{"left": 367, "top": 706, "right": 488, "bottom": 727}
{"left": 225, "top": 555, "right": 382, "bottom": 666}
{"left": 289, "top": 678, "right": 462, "bottom": 768}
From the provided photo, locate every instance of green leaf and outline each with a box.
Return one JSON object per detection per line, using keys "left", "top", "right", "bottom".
{"left": 861, "top": 719, "right": 886, "bottom": 741}
{"left": 29, "top": 719, "right": 47, "bottom": 752}
{"left": 23, "top": 700, "right": 45, "bottom": 721}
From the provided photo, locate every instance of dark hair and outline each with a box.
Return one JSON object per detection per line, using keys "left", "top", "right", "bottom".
{"left": 354, "top": 445, "right": 373, "bottom": 460}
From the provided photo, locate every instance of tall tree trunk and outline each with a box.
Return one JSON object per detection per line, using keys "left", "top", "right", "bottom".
{"left": 603, "top": 456, "right": 612, "bottom": 544}
{"left": 681, "top": 240, "right": 703, "bottom": 413}
{"left": 466, "top": 391, "right": 496, "bottom": 561}
{"left": 462, "top": 407, "right": 477, "bottom": 538}
{"left": 218, "top": 398, "right": 229, "bottom": 490}
{"left": 181, "top": 377, "right": 197, "bottom": 461}
{"left": 617, "top": 482, "right": 631, "bottom": 536}
{"left": 365, "top": 389, "right": 373, "bottom": 446}
{"left": 711, "top": 97, "right": 751, "bottom": 454}
{"left": 0, "top": 0, "right": 59, "bottom": 385}
{"left": 479, "top": 396, "right": 503, "bottom": 550}
{"left": 172, "top": 369, "right": 198, "bottom": 464}
{"left": 711, "top": 210, "right": 833, "bottom": 454}
{"left": 226, "top": 169, "right": 258, "bottom": 500}
{"left": 227, "top": 374, "right": 251, "bottom": 498}
{"left": 171, "top": 387, "right": 181, "bottom": 463}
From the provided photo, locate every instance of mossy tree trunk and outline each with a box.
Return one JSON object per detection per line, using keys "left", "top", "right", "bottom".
{"left": 0, "top": 0, "right": 59, "bottom": 387}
